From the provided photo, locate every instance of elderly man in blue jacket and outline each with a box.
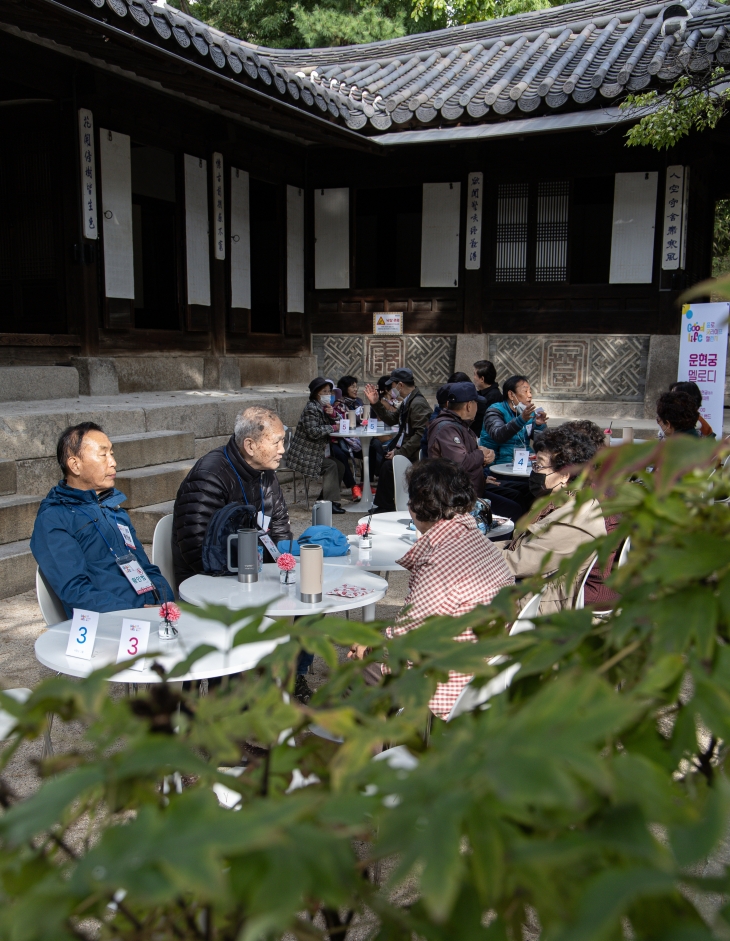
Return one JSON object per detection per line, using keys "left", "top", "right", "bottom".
{"left": 31, "top": 422, "right": 172, "bottom": 616}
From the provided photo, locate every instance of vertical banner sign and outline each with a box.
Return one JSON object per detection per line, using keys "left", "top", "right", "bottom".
{"left": 465, "top": 172, "right": 483, "bottom": 270}
{"left": 661, "top": 165, "right": 684, "bottom": 270}
{"left": 213, "top": 152, "right": 225, "bottom": 260}
{"left": 78, "top": 109, "right": 98, "bottom": 239}
{"left": 679, "top": 302, "right": 729, "bottom": 437}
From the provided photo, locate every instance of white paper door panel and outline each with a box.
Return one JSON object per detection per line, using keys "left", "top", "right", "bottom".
{"left": 287, "top": 185, "right": 305, "bottom": 313}
{"left": 609, "top": 171, "right": 658, "bottom": 284}
{"left": 421, "top": 182, "right": 461, "bottom": 287}
{"left": 230, "top": 167, "right": 251, "bottom": 309}
{"left": 184, "top": 154, "right": 211, "bottom": 306}
{"left": 99, "top": 129, "right": 134, "bottom": 299}
{"left": 314, "top": 188, "right": 349, "bottom": 289}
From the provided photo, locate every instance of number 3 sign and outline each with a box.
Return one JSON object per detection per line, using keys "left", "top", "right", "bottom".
{"left": 66, "top": 608, "right": 99, "bottom": 661}
{"left": 116, "top": 618, "right": 151, "bottom": 672}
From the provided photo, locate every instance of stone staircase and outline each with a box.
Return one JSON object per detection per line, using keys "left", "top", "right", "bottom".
{"left": 0, "top": 387, "right": 309, "bottom": 599}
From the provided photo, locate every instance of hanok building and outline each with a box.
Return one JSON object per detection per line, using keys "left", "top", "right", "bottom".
{"left": 1, "top": 0, "right": 729, "bottom": 416}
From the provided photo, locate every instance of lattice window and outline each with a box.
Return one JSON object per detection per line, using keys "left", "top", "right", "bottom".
{"left": 495, "top": 183, "right": 528, "bottom": 282}
{"left": 535, "top": 181, "right": 569, "bottom": 282}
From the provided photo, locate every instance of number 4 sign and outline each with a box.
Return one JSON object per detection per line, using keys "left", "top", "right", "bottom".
{"left": 116, "top": 618, "right": 151, "bottom": 672}
{"left": 66, "top": 608, "right": 99, "bottom": 661}
{"left": 513, "top": 448, "right": 531, "bottom": 475}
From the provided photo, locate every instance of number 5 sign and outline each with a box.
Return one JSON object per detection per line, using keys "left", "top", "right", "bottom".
{"left": 116, "top": 618, "right": 151, "bottom": 672}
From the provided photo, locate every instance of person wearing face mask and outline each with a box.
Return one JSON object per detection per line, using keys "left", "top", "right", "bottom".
{"left": 286, "top": 378, "right": 347, "bottom": 513}
{"left": 363, "top": 368, "right": 432, "bottom": 513}
{"left": 498, "top": 424, "right": 606, "bottom": 614}
{"left": 480, "top": 375, "right": 548, "bottom": 466}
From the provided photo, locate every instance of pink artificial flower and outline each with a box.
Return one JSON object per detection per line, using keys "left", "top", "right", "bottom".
{"left": 277, "top": 552, "right": 296, "bottom": 571}
{"left": 159, "top": 602, "right": 182, "bottom": 623}
{"left": 355, "top": 523, "right": 370, "bottom": 536}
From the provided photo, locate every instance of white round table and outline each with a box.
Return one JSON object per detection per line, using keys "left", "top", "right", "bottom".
{"left": 34, "top": 608, "right": 283, "bottom": 684}
{"left": 609, "top": 437, "right": 648, "bottom": 446}
{"left": 359, "top": 511, "right": 515, "bottom": 541}
{"left": 330, "top": 426, "right": 392, "bottom": 513}
{"left": 327, "top": 533, "right": 411, "bottom": 572}
{"left": 490, "top": 462, "right": 532, "bottom": 478}
{"left": 179, "top": 563, "right": 388, "bottom": 621}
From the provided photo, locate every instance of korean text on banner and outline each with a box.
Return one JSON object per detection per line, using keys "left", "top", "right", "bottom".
{"left": 373, "top": 313, "right": 402, "bottom": 335}
{"left": 678, "top": 303, "right": 729, "bottom": 438}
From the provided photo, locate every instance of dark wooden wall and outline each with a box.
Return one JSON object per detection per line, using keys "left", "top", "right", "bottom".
{"left": 307, "top": 123, "right": 728, "bottom": 337}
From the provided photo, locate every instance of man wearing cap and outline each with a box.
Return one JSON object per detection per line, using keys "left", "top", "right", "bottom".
{"left": 363, "top": 368, "right": 431, "bottom": 513}
{"left": 427, "top": 382, "right": 495, "bottom": 497}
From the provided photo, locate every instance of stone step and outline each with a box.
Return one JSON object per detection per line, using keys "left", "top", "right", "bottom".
{"left": 0, "top": 459, "right": 16, "bottom": 495}
{"left": 110, "top": 430, "right": 195, "bottom": 471}
{"left": 0, "top": 366, "right": 79, "bottom": 403}
{"left": 0, "top": 539, "right": 36, "bottom": 599}
{"left": 115, "top": 460, "right": 195, "bottom": 509}
{"left": 0, "top": 495, "right": 43, "bottom": 546}
{"left": 127, "top": 500, "right": 175, "bottom": 544}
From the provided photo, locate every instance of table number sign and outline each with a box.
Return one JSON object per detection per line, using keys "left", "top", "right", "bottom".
{"left": 116, "top": 618, "right": 151, "bottom": 672}
{"left": 513, "top": 449, "right": 531, "bottom": 475}
{"left": 367, "top": 418, "right": 378, "bottom": 433}
{"left": 339, "top": 418, "right": 350, "bottom": 434}
{"left": 66, "top": 608, "right": 99, "bottom": 661}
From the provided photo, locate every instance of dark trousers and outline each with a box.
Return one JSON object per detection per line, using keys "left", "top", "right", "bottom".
{"left": 483, "top": 485, "right": 526, "bottom": 524}
{"left": 331, "top": 443, "right": 356, "bottom": 488}
{"left": 369, "top": 438, "right": 389, "bottom": 479}
{"left": 487, "top": 476, "right": 534, "bottom": 516}
{"left": 373, "top": 459, "right": 396, "bottom": 513}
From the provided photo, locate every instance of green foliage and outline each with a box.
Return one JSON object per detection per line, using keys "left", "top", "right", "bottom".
{"left": 2, "top": 436, "right": 730, "bottom": 940}
{"left": 174, "top": 0, "right": 568, "bottom": 48}
{"left": 622, "top": 70, "right": 730, "bottom": 151}
{"left": 411, "top": 0, "right": 570, "bottom": 28}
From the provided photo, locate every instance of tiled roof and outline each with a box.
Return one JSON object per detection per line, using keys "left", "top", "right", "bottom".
{"left": 75, "top": 0, "right": 730, "bottom": 135}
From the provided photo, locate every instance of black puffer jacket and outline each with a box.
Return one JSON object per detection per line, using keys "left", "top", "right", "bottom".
{"left": 172, "top": 436, "right": 292, "bottom": 584}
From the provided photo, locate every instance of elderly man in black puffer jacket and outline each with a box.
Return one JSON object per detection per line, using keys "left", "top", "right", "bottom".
{"left": 172, "top": 406, "right": 293, "bottom": 586}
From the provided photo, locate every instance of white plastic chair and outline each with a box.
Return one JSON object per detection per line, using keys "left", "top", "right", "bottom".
{"left": 35, "top": 567, "right": 66, "bottom": 627}
{"left": 0, "top": 686, "right": 54, "bottom": 756}
{"left": 152, "top": 513, "right": 176, "bottom": 597}
{"left": 392, "top": 454, "right": 411, "bottom": 512}
{"left": 446, "top": 589, "right": 544, "bottom": 721}
{"left": 574, "top": 557, "right": 598, "bottom": 610}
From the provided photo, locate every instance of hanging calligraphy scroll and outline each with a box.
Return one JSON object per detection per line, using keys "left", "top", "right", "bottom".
{"left": 661, "top": 165, "right": 685, "bottom": 271}
{"left": 78, "top": 109, "right": 98, "bottom": 240}
{"left": 465, "top": 172, "right": 483, "bottom": 270}
{"left": 213, "top": 152, "right": 225, "bottom": 261}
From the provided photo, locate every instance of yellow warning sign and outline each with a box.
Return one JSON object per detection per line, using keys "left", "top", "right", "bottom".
{"left": 373, "top": 312, "right": 403, "bottom": 335}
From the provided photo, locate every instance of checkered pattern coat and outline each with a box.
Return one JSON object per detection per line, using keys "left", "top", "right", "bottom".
{"left": 386, "top": 513, "right": 514, "bottom": 720}
{"left": 287, "top": 401, "right": 336, "bottom": 478}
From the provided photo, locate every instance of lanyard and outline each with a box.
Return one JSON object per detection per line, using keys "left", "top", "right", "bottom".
{"left": 225, "top": 448, "right": 265, "bottom": 521}
{"left": 69, "top": 500, "right": 127, "bottom": 559}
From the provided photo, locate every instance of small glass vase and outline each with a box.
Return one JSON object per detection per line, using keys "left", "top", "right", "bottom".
{"left": 358, "top": 535, "right": 372, "bottom": 549}
{"left": 279, "top": 568, "right": 295, "bottom": 586}
{"left": 158, "top": 619, "right": 178, "bottom": 640}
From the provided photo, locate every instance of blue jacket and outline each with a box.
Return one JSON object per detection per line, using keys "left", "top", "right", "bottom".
{"left": 30, "top": 482, "right": 172, "bottom": 617}
{"left": 479, "top": 401, "right": 547, "bottom": 466}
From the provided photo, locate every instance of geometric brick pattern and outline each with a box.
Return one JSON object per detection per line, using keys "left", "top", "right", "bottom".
{"left": 588, "top": 336, "right": 647, "bottom": 399}
{"left": 314, "top": 335, "right": 456, "bottom": 386}
{"left": 315, "top": 334, "right": 648, "bottom": 400}
{"left": 489, "top": 334, "right": 649, "bottom": 401}
{"left": 406, "top": 335, "right": 456, "bottom": 387}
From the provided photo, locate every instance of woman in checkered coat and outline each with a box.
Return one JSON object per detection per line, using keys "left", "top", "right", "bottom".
{"left": 350, "top": 458, "right": 514, "bottom": 719}
{"left": 287, "top": 377, "right": 347, "bottom": 513}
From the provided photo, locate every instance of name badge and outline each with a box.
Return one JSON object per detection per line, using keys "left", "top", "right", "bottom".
{"left": 116, "top": 618, "right": 151, "bottom": 672}
{"left": 117, "top": 523, "right": 136, "bottom": 549}
{"left": 66, "top": 608, "right": 99, "bottom": 661}
{"left": 339, "top": 418, "right": 350, "bottom": 434}
{"left": 513, "top": 448, "right": 531, "bottom": 475}
{"left": 367, "top": 418, "right": 378, "bottom": 433}
{"left": 117, "top": 554, "right": 155, "bottom": 595}
{"left": 257, "top": 511, "right": 271, "bottom": 532}
{"left": 259, "top": 532, "right": 280, "bottom": 559}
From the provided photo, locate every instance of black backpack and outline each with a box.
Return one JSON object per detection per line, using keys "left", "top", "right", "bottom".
{"left": 202, "top": 502, "right": 257, "bottom": 575}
